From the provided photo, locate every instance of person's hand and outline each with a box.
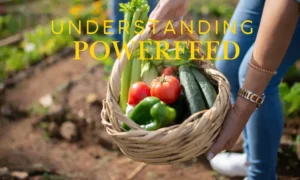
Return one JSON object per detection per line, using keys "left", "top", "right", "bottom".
{"left": 148, "top": 0, "right": 190, "bottom": 40}
{"left": 207, "top": 98, "right": 256, "bottom": 160}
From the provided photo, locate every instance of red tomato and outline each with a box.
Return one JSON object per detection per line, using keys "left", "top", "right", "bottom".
{"left": 161, "top": 67, "right": 178, "bottom": 76}
{"left": 150, "top": 75, "right": 181, "bottom": 104}
{"left": 172, "top": 66, "right": 179, "bottom": 72}
{"left": 128, "top": 81, "right": 150, "bottom": 105}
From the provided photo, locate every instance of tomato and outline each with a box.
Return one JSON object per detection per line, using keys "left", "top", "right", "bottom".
{"left": 150, "top": 75, "right": 181, "bottom": 104}
{"left": 161, "top": 66, "right": 178, "bottom": 76}
{"left": 161, "top": 67, "right": 174, "bottom": 76}
{"left": 128, "top": 81, "right": 151, "bottom": 105}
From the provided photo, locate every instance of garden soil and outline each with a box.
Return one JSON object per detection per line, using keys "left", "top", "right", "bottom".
{"left": 0, "top": 50, "right": 299, "bottom": 180}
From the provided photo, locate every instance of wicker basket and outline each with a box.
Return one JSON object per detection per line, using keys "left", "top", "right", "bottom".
{"left": 101, "top": 26, "right": 231, "bottom": 164}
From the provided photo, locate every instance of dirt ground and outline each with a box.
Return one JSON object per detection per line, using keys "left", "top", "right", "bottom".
{"left": 0, "top": 49, "right": 299, "bottom": 180}
{"left": 0, "top": 50, "right": 217, "bottom": 180}
{"left": 0, "top": 118, "right": 215, "bottom": 180}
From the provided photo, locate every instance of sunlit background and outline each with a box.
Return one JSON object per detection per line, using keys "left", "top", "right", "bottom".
{"left": 0, "top": 0, "right": 299, "bottom": 179}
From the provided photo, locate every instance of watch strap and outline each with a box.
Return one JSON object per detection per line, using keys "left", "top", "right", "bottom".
{"left": 238, "top": 88, "right": 265, "bottom": 108}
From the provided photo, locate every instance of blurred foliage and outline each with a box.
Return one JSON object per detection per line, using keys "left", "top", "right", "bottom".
{"left": 72, "top": 0, "right": 94, "bottom": 5}
{"left": 90, "top": 33, "right": 113, "bottom": 43}
{"left": 1, "top": 0, "right": 29, "bottom": 4}
{"left": 0, "top": 0, "right": 109, "bottom": 82}
{"left": 30, "top": 103, "right": 49, "bottom": 116}
{"left": 0, "top": 14, "right": 26, "bottom": 39}
{"left": 23, "top": 19, "right": 77, "bottom": 56}
{"left": 0, "top": 0, "right": 79, "bottom": 39}
{"left": 42, "top": 173, "right": 66, "bottom": 180}
{"left": 101, "top": 55, "right": 114, "bottom": 74}
{"left": 190, "top": 0, "right": 235, "bottom": 17}
{"left": 285, "top": 64, "right": 300, "bottom": 78}
{"left": 69, "top": 0, "right": 108, "bottom": 33}
{"left": 283, "top": 62, "right": 300, "bottom": 87}
{"left": 207, "top": 2, "right": 235, "bottom": 19}
{"left": 0, "top": 19, "right": 78, "bottom": 82}
{"left": 189, "top": 0, "right": 235, "bottom": 55}
{"left": 280, "top": 60, "right": 300, "bottom": 118}
{"left": 280, "top": 82, "right": 300, "bottom": 118}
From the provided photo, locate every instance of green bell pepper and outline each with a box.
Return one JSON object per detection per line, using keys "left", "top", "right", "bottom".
{"left": 123, "top": 97, "right": 176, "bottom": 131}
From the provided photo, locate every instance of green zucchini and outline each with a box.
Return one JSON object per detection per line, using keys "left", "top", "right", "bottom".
{"left": 191, "top": 68, "right": 217, "bottom": 108}
{"left": 170, "top": 92, "right": 190, "bottom": 124}
{"left": 179, "top": 65, "right": 206, "bottom": 114}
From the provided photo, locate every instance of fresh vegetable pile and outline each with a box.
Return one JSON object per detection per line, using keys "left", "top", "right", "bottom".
{"left": 123, "top": 62, "right": 217, "bottom": 131}
{"left": 119, "top": 0, "right": 218, "bottom": 131}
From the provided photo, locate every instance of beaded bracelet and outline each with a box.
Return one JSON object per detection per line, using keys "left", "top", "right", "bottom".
{"left": 248, "top": 62, "right": 277, "bottom": 75}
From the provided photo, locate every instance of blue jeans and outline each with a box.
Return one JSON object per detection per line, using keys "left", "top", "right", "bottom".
{"left": 216, "top": 0, "right": 300, "bottom": 179}
{"left": 110, "top": 0, "right": 157, "bottom": 44}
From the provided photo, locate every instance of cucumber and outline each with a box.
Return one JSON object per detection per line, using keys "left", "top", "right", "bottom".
{"left": 170, "top": 92, "right": 190, "bottom": 124}
{"left": 191, "top": 68, "right": 217, "bottom": 108}
{"left": 179, "top": 65, "right": 206, "bottom": 114}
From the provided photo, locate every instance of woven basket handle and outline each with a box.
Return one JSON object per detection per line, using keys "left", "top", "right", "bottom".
{"left": 106, "top": 21, "right": 211, "bottom": 130}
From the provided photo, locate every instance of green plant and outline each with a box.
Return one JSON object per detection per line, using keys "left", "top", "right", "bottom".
{"left": 101, "top": 56, "right": 114, "bottom": 73}
{"left": 69, "top": 0, "right": 108, "bottom": 32}
{"left": 30, "top": 103, "right": 49, "bottom": 116}
{"left": 24, "top": 20, "right": 76, "bottom": 57}
{"left": 0, "top": 19, "right": 77, "bottom": 83}
{"left": 190, "top": 0, "right": 235, "bottom": 19}
{"left": 283, "top": 60, "right": 300, "bottom": 86}
{"left": 0, "top": 14, "right": 25, "bottom": 39}
{"left": 4, "top": 51, "right": 28, "bottom": 73}
{"left": 42, "top": 173, "right": 66, "bottom": 180}
{"left": 279, "top": 82, "right": 300, "bottom": 117}
{"left": 285, "top": 63, "right": 300, "bottom": 78}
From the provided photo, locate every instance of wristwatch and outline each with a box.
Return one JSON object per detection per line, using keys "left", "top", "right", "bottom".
{"left": 238, "top": 88, "right": 265, "bottom": 108}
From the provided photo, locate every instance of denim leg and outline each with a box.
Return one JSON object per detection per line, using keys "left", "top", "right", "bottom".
{"left": 238, "top": 21, "right": 300, "bottom": 179}
{"left": 147, "top": 0, "right": 157, "bottom": 13}
{"left": 215, "top": 0, "right": 264, "bottom": 158}
{"left": 215, "top": 0, "right": 264, "bottom": 104}
{"left": 110, "top": 0, "right": 157, "bottom": 43}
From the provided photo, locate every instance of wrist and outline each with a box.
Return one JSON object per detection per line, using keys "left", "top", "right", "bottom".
{"left": 233, "top": 97, "right": 256, "bottom": 119}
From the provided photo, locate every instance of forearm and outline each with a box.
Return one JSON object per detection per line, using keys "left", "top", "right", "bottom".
{"left": 235, "top": 0, "right": 299, "bottom": 115}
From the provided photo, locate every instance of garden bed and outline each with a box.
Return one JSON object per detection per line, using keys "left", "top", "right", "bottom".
{"left": 0, "top": 0, "right": 299, "bottom": 179}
